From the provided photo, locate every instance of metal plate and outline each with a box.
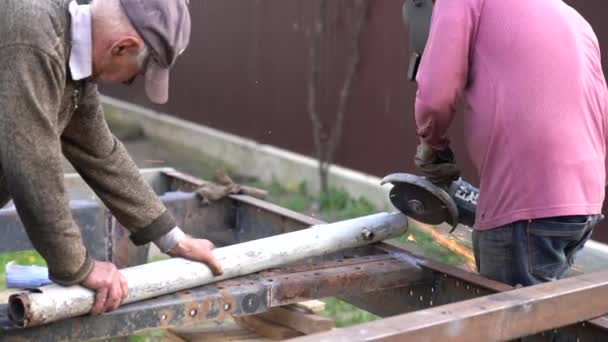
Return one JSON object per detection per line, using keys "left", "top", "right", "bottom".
{"left": 382, "top": 173, "right": 458, "bottom": 227}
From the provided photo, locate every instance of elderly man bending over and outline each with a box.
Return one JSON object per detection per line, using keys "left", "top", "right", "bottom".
{"left": 0, "top": 0, "right": 222, "bottom": 314}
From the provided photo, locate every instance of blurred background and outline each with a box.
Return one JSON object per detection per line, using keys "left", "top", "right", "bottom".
{"left": 101, "top": 0, "right": 608, "bottom": 241}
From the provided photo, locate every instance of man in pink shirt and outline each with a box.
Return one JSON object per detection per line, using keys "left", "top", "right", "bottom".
{"left": 412, "top": 0, "right": 607, "bottom": 287}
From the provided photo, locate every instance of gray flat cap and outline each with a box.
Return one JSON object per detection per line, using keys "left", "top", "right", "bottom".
{"left": 120, "top": 0, "right": 191, "bottom": 104}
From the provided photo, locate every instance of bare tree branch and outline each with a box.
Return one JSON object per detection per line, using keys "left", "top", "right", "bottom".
{"left": 308, "top": 0, "right": 368, "bottom": 195}
{"left": 308, "top": 0, "right": 328, "bottom": 192}
{"left": 326, "top": 0, "right": 368, "bottom": 166}
{"left": 308, "top": 0, "right": 327, "bottom": 191}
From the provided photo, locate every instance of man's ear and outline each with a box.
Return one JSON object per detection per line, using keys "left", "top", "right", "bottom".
{"left": 111, "top": 37, "right": 141, "bottom": 57}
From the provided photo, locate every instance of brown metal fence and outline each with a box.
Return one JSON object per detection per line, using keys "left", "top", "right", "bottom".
{"left": 100, "top": 0, "right": 608, "bottom": 241}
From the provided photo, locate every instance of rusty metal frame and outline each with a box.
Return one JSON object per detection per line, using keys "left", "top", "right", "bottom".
{"left": 306, "top": 245, "right": 608, "bottom": 341}
{"left": 2, "top": 168, "right": 608, "bottom": 341}
{"left": 288, "top": 269, "right": 608, "bottom": 342}
{"left": 0, "top": 254, "right": 423, "bottom": 341}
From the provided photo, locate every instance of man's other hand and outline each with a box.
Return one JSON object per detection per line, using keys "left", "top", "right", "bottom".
{"left": 168, "top": 237, "right": 223, "bottom": 276}
{"left": 80, "top": 261, "right": 129, "bottom": 315}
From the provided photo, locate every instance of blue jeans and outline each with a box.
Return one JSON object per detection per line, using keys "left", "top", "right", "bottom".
{"left": 472, "top": 214, "right": 602, "bottom": 287}
{"left": 473, "top": 215, "right": 602, "bottom": 341}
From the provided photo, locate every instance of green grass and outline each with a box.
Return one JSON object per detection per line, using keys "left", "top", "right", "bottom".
{"left": 126, "top": 330, "right": 166, "bottom": 342}
{"left": 318, "top": 298, "right": 379, "bottom": 327}
{"left": 319, "top": 188, "right": 376, "bottom": 222}
{"left": 247, "top": 178, "right": 378, "bottom": 223}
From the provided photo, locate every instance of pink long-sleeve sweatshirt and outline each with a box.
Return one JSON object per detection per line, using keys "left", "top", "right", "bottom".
{"left": 414, "top": 0, "right": 608, "bottom": 230}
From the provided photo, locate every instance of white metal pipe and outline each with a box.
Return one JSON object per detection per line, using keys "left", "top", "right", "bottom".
{"left": 9, "top": 212, "right": 408, "bottom": 327}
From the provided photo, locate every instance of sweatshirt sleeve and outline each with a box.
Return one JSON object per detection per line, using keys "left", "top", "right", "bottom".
{"left": 414, "top": 0, "right": 481, "bottom": 150}
{"left": 0, "top": 45, "right": 93, "bottom": 285}
{"left": 61, "top": 84, "right": 177, "bottom": 246}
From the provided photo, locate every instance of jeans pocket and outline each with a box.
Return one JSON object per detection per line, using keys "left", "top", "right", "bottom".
{"left": 527, "top": 217, "right": 591, "bottom": 281}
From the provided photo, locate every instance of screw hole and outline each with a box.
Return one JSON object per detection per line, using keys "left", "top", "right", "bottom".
{"left": 189, "top": 309, "right": 197, "bottom": 317}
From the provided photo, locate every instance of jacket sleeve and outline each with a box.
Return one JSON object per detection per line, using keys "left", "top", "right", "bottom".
{"left": 0, "top": 45, "right": 93, "bottom": 286}
{"left": 414, "top": 0, "right": 481, "bottom": 150}
{"left": 61, "top": 83, "right": 177, "bottom": 246}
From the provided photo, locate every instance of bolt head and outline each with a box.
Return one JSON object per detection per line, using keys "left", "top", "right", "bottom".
{"left": 361, "top": 229, "right": 375, "bottom": 241}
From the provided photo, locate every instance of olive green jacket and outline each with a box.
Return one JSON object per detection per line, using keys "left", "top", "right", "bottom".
{"left": 0, "top": 0, "right": 176, "bottom": 285}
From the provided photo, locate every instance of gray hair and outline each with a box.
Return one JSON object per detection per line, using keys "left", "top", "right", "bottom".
{"left": 91, "top": 0, "right": 148, "bottom": 65}
{"left": 136, "top": 43, "right": 149, "bottom": 68}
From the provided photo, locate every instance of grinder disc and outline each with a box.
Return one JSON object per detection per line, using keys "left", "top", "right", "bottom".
{"left": 381, "top": 173, "right": 459, "bottom": 227}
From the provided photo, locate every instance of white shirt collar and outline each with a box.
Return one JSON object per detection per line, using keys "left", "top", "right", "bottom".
{"left": 68, "top": 0, "right": 93, "bottom": 81}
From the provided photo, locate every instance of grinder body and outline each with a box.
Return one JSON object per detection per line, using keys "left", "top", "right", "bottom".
{"left": 382, "top": 173, "right": 479, "bottom": 230}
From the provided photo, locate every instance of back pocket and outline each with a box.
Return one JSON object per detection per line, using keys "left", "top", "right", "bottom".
{"left": 527, "top": 217, "right": 590, "bottom": 281}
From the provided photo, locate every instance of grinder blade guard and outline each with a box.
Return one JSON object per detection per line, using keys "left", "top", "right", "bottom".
{"left": 381, "top": 173, "right": 459, "bottom": 227}
{"left": 382, "top": 173, "right": 479, "bottom": 230}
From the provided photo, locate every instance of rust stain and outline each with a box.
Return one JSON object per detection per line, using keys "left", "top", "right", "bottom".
{"left": 175, "top": 287, "right": 237, "bottom": 323}
{"left": 197, "top": 290, "right": 236, "bottom": 321}
{"left": 271, "top": 259, "right": 411, "bottom": 305}
{"left": 218, "top": 289, "right": 236, "bottom": 315}
{"left": 202, "top": 298, "right": 221, "bottom": 320}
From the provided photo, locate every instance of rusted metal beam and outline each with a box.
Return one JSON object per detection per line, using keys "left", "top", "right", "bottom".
{"left": 287, "top": 270, "right": 608, "bottom": 342}
{"left": 0, "top": 255, "right": 423, "bottom": 341}
{"left": 333, "top": 246, "right": 510, "bottom": 318}
{"left": 347, "top": 246, "right": 608, "bottom": 339}
{"left": 409, "top": 246, "right": 608, "bottom": 337}
{"left": 264, "top": 254, "right": 425, "bottom": 306}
